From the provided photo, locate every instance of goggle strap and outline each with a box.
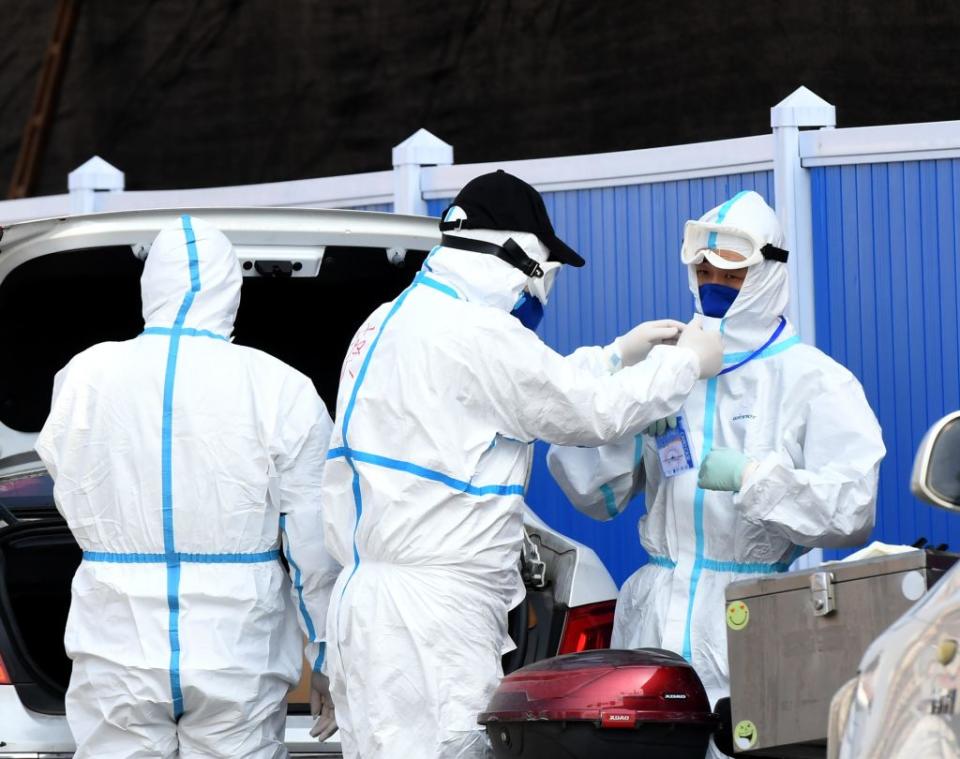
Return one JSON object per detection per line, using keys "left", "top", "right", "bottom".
{"left": 438, "top": 218, "right": 464, "bottom": 232}
{"left": 761, "top": 244, "right": 789, "bottom": 263}
{"left": 440, "top": 233, "right": 544, "bottom": 278}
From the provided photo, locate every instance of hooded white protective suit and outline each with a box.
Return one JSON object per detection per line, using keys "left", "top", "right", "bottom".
{"left": 321, "top": 232, "right": 704, "bottom": 759}
{"left": 36, "top": 215, "right": 337, "bottom": 758}
{"left": 547, "top": 191, "right": 886, "bottom": 757}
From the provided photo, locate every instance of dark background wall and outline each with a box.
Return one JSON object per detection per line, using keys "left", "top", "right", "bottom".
{"left": 3, "top": 0, "right": 959, "bottom": 195}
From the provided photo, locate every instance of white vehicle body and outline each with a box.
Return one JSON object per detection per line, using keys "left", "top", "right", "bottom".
{"left": 828, "top": 412, "right": 960, "bottom": 758}
{"left": 0, "top": 209, "right": 617, "bottom": 757}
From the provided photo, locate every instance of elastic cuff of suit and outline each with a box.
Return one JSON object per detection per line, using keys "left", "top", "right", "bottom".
{"left": 313, "top": 642, "right": 326, "bottom": 673}
{"left": 735, "top": 456, "right": 787, "bottom": 521}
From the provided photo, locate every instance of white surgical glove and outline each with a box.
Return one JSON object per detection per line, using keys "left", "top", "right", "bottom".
{"left": 677, "top": 317, "right": 724, "bottom": 379}
{"left": 613, "top": 319, "right": 686, "bottom": 367}
{"left": 309, "top": 671, "right": 337, "bottom": 742}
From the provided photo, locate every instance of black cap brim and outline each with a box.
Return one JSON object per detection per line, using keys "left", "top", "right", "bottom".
{"left": 542, "top": 232, "right": 585, "bottom": 267}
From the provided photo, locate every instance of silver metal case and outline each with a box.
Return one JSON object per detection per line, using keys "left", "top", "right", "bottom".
{"left": 725, "top": 549, "right": 958, "bottom": 757}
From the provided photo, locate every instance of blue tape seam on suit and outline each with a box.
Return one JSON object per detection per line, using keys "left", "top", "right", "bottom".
{"left": 599, "top": 484, "right": 619, "bottom": 518}
{"left": 681, "top": 316, "right": 800, "bottom": 661}
{"left": 279, "top": 514, "right": 324, "bottom": 672}
{"left": 681, "top": 369, "right": 718, "bottom": 662}
{"left": 327, "top": 447, "right": 525, "bottom": 497}
{"left": 160, "top": 214, "right": 202, "bottom": 719}
{"left": 143, "top": 326, "right": 228, "bottom": 341}
{"left": 84, "top": 550, "right": 280, "bottom": 563}
{"left": 647, "top": 553, "right": 792, "bottom": 574}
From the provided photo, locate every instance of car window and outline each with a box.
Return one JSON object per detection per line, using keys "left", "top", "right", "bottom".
{"left": 0, "top": 469, "right": 55, "bottom": 512}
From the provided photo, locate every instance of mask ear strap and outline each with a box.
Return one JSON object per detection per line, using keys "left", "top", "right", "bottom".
{"left": 440, "top": 234, "right": 544, "bottom": 278}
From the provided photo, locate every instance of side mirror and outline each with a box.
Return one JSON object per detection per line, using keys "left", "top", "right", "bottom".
{"left": 911, "top": 411, "right": 960, "bottom": 512}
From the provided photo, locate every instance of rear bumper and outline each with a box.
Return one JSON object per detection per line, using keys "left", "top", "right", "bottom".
{"left": 0, "top": 688, "right": 340, "bottom": 757}
{"left": 0, "top": 684, "right": 74, "bottom": 754}
{"left": 284, "top": 716, "right": 343, "bottom": 756}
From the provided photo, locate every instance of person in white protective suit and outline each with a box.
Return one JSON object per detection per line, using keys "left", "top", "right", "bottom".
{"left": 320, "top": 170, "right": 724, "bottom": 759}
{"left": 35, "top": 215, "right": 340, "bottom": 758}
{"left": 547, "top": 190, "right": 886, "bottom": 758}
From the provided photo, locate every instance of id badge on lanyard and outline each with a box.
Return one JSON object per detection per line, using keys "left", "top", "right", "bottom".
{"left": 655, "top": 415, "right": 697, "bottom": 478}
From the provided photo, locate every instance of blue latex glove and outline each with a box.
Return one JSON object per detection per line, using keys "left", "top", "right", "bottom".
{"left": 697, "top": 448, "right": 754, "bottom": 492}
{"left": 645, "top": 415, "right": 677, "bottom": 437}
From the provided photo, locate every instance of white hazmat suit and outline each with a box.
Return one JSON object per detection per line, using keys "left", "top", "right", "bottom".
{"left": 548, "top": 191, "right": 886, "bottom": 757}
{"left": 36, "top": 215, "right": 338, "bottom": 758}
{"left": 321, "top": 232, "right": 707, "bottom": 758}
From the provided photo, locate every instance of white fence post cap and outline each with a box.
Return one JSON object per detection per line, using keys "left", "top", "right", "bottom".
{"left": 771, "top": 86, "right": 836, "bottom": 129}
{"left": 392, "top": 129, "right": 454, "bottom": 167}
{"left": 68, "top": 156, "right": 125, "bottom": 192}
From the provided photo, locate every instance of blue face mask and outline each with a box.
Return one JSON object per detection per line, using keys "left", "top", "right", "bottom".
{"left": 699, "top": 284, "right": 740, "bottom": 318}
{"left": 511, "top": 291, "right": 545, "bottom": 331}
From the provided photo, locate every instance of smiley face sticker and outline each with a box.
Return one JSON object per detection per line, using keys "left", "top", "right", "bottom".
{"left": 726, "top": 600, "right": 750, "bottom": 631}
{"left": 735, "top": 720, "right": 759, "bottom": 750}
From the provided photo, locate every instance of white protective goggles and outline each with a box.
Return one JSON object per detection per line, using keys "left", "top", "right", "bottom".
{"left": 681, "top": 221, "right": 789, "bottom": 270}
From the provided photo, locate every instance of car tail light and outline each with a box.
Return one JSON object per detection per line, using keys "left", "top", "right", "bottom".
{"left": 0, "top": 653, "right": 10, "bottom": 685}
{"left": 558, "top": 600, "right": 616, "bottom": 654}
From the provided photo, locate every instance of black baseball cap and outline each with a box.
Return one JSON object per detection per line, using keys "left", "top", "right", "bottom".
{"left": 440, "top": 170, "right": 585, "bottom": 267}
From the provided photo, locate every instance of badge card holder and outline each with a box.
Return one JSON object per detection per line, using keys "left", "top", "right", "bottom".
{"left": 655, "top": 415, "right": 697, "bottom": 478}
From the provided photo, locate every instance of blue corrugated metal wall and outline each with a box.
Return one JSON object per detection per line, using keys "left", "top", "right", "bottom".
{"left": 426, "top": 174, "right": 775, "bottom": 586}
{"left": 812, "top": 160, "right": 960, "bottom": 560}
{"left": 426, "top": 198, "right": 451, "bottom": 217}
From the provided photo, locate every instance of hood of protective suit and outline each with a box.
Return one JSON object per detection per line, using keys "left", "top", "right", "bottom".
{"left": 141, "top": 215, "right": 241, "bottom": 338}
{"left": 687, "top": 192, "right": 790, "bottom": 352}
{"left": 424, "top": 228, "right": 552, "bottom": 313}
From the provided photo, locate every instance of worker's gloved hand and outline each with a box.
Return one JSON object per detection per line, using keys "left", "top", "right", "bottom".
{"left": 697, "top": 448, "right": 757, "bottom": 492}
{"left": 309, "top": 671, "right": 337, "bottom": 742}
{"left": 613, "top": 319, "right": 686, "bottom": 367}
{"left": 677, "top": 317, "right": 724, "bottom": 379}
{"left": 645, "top": 415, "right": 678, "bottom": 437}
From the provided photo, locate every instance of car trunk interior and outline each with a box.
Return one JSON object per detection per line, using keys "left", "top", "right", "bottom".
{"left": 0, "top": 243, "right": 428, "bottom": 713}
{"left": 0, "top": 522, "right": 80, "bottom": 713}
{"left": 0, "top": 244, "right": 428, "bottom": 428}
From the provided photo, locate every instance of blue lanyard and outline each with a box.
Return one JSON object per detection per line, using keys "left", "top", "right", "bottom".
{"left": 718, "top": 317, "right": 787, "bottom": 376}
